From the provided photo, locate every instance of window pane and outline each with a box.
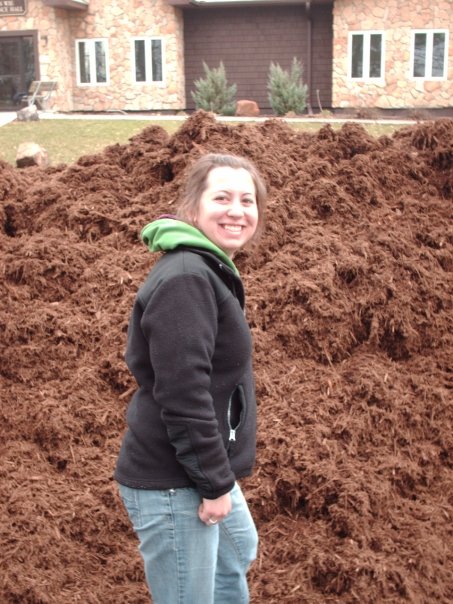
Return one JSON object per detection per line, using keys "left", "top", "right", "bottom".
{"left": 135, "top": 40, "right": 146, "bottom": 82}
{"left": 351, "top": 35, "right": 363, "bottom": 78}
{"left": 369, "top": 34, "right": 382, "bottom": 77}
{"left": 21, "top": 37, "right": 36, "bottom": 90}
{"left": 151, "top": 40, "right": 163, "bottom": 82}
{"left": 413, "top": 33, "right": 426, "bottom": 77}
{"left": 78, "top": 42, "right": 91, "bottom": 83}
{"left": 95, "top": 41, "right": 107, "bottom": 83}
{"left": 0, "top": 39, "right": 20, "bottom": 102}
{"left": 432, "top": 33, "right": 445, "bottom": 77}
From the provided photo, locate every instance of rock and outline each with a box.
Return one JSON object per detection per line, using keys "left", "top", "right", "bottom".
{"left": 16, "top": 142, "right": 49, "bottom": 168}
{"left": 235, "top": 100, "right": 260, "bottom": 117}
{"left": 16, "top": 104, "right": 40, "bottom": 122}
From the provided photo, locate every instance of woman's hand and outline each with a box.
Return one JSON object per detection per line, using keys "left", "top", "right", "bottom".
{"left": 198, "top": 492, "right": 232, "bottom": 526}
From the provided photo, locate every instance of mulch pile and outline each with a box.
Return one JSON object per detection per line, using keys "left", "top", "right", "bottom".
{"left": 1, "top": 111, "right": 452, "bottom": 603}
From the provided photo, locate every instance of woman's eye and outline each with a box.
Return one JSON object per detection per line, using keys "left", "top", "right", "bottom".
{"left": 243, "top": 198, "right": 255, "bottom": 205}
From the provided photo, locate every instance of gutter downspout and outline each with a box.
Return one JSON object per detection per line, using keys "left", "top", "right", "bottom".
{"left": 305, "top": 0, "right": 313, "bottom": 115}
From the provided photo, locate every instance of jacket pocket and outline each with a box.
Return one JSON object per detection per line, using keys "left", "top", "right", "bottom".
{"left": 227, "top": 384, "right": 246, "bottom": 452}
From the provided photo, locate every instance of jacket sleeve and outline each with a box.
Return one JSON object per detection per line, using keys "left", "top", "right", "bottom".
{"left": 140, "top": 272, "right": 235, "bottom": 499}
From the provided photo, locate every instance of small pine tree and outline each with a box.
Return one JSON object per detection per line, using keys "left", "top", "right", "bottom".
{"left": 191, "top": 62, "right": 237, "bottom": 116}
{"left": 267, "top": 57, "right": 308, "bottom": 116}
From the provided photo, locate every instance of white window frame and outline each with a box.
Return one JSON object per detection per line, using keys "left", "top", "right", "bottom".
{"left": 75, "top": 38, "right": 110, "bottom": 86}
{"left": 131, "top": 37, "right": 165, "bottom": 85}
{"left": 348, "top": 31, "right": 385, "bottom": 82}
{"left": 410, "top": 29, "right": 448, "bottom": 80}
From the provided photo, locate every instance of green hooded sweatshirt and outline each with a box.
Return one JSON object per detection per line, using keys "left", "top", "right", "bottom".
{"left": 140, "top": 217, "right": 239, "bottom": 276}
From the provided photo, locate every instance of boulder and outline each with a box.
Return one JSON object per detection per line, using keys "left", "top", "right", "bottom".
{"left": 16, "top": 142, "right": 49, "bottom": 169}
{"left": 235, "top": 100, "right": 260, "bottom": 117}
{"left": 16, "top": 104, "right": 39, "bottom": 122}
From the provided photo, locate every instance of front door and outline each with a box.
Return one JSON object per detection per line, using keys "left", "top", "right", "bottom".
{"left": 0, "top": 35, "right": 36, "bottom": 110}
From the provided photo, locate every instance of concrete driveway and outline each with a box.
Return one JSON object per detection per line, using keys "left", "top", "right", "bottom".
{"left": 0, "top": 112, "right": 16, "bottom": 127}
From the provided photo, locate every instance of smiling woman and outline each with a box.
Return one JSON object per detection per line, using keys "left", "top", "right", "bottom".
{"left": 114, "top": 152, "right": 267, "bottom": 604}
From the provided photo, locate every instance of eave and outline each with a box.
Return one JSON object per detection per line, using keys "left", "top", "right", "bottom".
{"left": 42, "top": 0, "right": 88, "bottom": 10}
{"left": 167, "top": 0, "right": 331, "bottom": 6}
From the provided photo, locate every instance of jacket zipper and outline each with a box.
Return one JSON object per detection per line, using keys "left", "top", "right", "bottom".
{"left": 227, "top": 384, "right": 246, "bottom": 446}
{"left": 227, "top": 405, "right": 237, "bottom": 442}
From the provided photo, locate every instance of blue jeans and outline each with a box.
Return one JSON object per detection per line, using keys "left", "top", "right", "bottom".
{"left": 118, "top": 482, "right": 258, "bottom": 604}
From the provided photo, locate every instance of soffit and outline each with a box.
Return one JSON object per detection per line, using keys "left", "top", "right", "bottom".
{"left": 42, "top": 0, "right": 88, "bottom": 10}
{"left": 168, "top": 0, "right": 332, "bottom": 7}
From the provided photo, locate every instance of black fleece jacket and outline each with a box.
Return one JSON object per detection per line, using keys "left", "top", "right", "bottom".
{"left": 114, "top": 247, "right": 256, "bottom": 499}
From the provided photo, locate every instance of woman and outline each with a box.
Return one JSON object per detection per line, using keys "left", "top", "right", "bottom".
{"left": 115, "top": 153, "right": 267, "bottom": 604}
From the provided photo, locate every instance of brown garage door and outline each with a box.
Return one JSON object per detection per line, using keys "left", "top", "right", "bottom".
{"left": 184, "top": 3, "right": 333, "bottom": 113}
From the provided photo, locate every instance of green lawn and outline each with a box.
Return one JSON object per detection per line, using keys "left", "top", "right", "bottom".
{"left": 0, "top": 117, "right": 406, "bottom": 167}
{"left": 0, "top": 119, "right": 183, "bottom": 167}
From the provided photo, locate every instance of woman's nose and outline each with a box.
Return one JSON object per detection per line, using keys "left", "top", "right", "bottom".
{"left": 226, "top": 197, "right": 244, "bottom": 216}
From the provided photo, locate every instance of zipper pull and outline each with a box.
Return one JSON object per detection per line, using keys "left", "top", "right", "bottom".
{"left": 229, "top": 429, "right": 236, "bottom": 442}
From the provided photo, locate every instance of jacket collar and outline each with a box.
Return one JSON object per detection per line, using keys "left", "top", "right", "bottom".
{"left": 141, "top": 217, "right": 239, "bottom": 276}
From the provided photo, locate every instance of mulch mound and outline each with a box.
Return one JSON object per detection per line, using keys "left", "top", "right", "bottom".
{"left": 1, "top": 111, "right": 452, "bottom": 603}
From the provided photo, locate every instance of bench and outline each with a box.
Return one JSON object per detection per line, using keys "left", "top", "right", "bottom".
{"left": 19, "top": 81, "right": 58, "bottom": 109}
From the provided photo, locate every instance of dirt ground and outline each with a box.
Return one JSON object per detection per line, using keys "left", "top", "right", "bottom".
{"left": 1, "top": 111, "right": 452, "bottom": 603}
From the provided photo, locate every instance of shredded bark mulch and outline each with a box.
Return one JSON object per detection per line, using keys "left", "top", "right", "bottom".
{"left": 1, "top": 111, "right": 452, "bottom": 603}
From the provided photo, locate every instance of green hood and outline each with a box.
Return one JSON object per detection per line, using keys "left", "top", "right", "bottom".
{"left": 141, "top": 218, "right": 239, "bottom": 275}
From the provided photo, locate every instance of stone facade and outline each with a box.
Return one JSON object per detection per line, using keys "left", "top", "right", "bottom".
{"left": 0, "top": 0, "right": 185, "bottom": 112}
{"left": 1, "top": 0, "right": 452, "bottom": 111}
{"left": 67, "top": 0, "right": 185, "bottom": 111}
{"left": 1, "top": 3, "right": 72, "bottom": 110}
{"left": 333, "top": 0, "right": 453, "bottom": 109}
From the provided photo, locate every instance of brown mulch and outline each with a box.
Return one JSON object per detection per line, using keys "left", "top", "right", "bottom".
{"left": 1, "top": 111, "right": 452, "bottom": 603}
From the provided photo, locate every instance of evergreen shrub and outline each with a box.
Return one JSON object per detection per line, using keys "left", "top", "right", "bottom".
{"left": 191, "top": 62, "right": 237, "bottom": 116}
{"left": 267, "top": 57, "right": 308, "bottom": 116}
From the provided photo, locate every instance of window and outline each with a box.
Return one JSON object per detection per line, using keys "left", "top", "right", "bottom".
{"left": 76, "top": 39, "right": 109, "bottom": 85}
{"left": 349, "top": 32, "right": 384, "bottom": 80}
{"left": 132, "top": 38, "right": 164, "bottom": 84}
{"left": 412, "top": 30, "right": 448, "bottom": 79}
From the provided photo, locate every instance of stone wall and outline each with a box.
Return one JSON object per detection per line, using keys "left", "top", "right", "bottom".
{"left": 333, "top": 0, "right": 453, "bottom": 109}
{"left": 2, "top": 0, "right": 452, "bottom": 112}
{"left": 0, "top": 2, "right": 73, "bottom": 110}
{"left": 66, "top": 0, "right": 185, "bottom": 112}
{"left": 0, "top": 0, "right": 185, "bottom": 112}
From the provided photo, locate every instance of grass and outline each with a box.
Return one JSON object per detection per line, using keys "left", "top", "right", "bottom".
{"left": 0, "top": 119, "right": 182, "bottom": 166}
{"left": 0, "top": 117, "right": 408, "bottom": 167}
{"left": 288, "top": 119, "right": 407, "bottom": 138}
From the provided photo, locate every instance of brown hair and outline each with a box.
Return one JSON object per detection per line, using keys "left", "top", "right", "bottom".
{"left": 176, "top": 153, "right": 267, "bottom": 241}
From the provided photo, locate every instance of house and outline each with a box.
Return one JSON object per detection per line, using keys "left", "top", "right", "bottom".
{"left": 0, "top": 0, "right": 451, "bottom": 113}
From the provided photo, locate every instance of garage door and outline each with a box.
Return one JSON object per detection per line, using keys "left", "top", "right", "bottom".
{"left": 184, "top": 3, "right": 332, "bottom": 113}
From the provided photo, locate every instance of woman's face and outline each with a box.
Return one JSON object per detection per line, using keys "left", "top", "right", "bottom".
{"left": 194, "top": 166, "right": 259, "bottom": 257}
